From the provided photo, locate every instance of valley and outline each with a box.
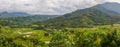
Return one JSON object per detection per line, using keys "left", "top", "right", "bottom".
{"left": 0, "top": 2, "right": 120, "bottom": 47}
{"left": 0, "top": 24, "right": 120, "bottom": 47}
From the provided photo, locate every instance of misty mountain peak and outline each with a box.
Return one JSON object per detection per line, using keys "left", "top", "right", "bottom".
{"left": 95, "top": 2, "right": 120, "bottom": 14}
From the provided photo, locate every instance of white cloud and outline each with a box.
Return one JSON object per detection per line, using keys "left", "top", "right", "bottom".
{"left": 0, "top": 0, "right": 116, "bottom": 15}
{"left": 107, "top": 0, "right": 120, "bottom": 2}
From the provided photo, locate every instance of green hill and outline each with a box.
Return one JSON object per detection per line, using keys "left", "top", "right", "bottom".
{"left": 40, "top": 8, "right": 120, "bottom": 28}
{"left": 0, "top": 15, "right": 58, "bottom": 27}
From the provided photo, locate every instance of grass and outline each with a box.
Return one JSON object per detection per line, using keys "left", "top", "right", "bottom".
{"left": 1, "top": 24, "right": 120, "bottom": 47}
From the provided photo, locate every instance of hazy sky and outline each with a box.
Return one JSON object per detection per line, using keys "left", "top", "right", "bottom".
{"left": 0, "top": 0, "right": 119, "bottom": 15}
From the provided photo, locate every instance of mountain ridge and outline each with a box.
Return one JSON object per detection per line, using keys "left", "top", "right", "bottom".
{"left": 37, "top": 2, "right": 120, "bottom": 28}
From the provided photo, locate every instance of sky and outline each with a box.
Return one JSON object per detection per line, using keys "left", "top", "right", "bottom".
{"left": 0, "top": 0, "right": 119, "bottom": 15}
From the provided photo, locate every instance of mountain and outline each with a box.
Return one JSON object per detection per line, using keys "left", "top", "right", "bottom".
{"left": 0, "top": 11, "right": 30, "bottom": 18}
{"left": 0, "top": 12, "right": 59, "bottom": 27}
{"left": 0, "top": 11, "right": 59, "bottom": 27}
{"left": 93, "top": 2, "right": 120, "bottom": 15}
{"left": 1, "top": 2, "right": 120, "bottom": 28}
{"left": 0, "top": 15, "right": 58, "bottom": 27}
{"left": 39, "top": 2, "right": 120, "bottom": 28}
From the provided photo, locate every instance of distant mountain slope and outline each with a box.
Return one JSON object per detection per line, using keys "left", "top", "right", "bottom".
{"left": 101, "top": 2, "right": 120, "bottom": 14}
{"left": 0, "top": 11, "right": 30, "bottom": 18}
{"left": 0, "top": 11, "right": 60, "bottom": 27}
{"left": 1, "top": 2, "right": 120, "bottom": 28}
{"left": 93, "top": 2, "right": 120, "bottom": 15}
{"left": 39, "top": 2, "right": 120, "bottom": 28}
{"left": 0, "top": 15, "right": 58, "bottom": 27}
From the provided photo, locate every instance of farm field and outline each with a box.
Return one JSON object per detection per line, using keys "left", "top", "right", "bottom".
{"left": 0, "top": 24, "right": 120, "bottom": 47}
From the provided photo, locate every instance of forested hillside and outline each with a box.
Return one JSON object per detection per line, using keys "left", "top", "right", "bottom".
{"left": 0, "top": 15, "right": 58, "bottom": 27}
{"left": 39, "top": 8, "right": 120, "bottom": 28}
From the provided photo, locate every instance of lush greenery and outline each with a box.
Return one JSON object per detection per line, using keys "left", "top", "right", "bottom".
{"left": 0, "top": 15, "right": 57, "bottom": 27}
{"left": 1, "top": 2, "right": 120, "bottom": 47}
{"left": 0, "top": 24, "right": 120, "bottom": 47}
{"left": 39, "top": 8, "right": 120, "bottom": 28}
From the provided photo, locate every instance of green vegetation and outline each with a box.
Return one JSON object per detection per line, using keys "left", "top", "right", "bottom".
{"left": 0, "top": 8, "right": 120, "bottom": 47}
{"left": 0, "top": 24, "right": 120, "bottom": 47}
{"left": 39, "top": 8, "right": 120, "bottom": 28}
{"left": 0, "top": 15, "right": 57, "bottom": 27}
{"left": 1, "top": 2, "right": 120, "bottom": 47}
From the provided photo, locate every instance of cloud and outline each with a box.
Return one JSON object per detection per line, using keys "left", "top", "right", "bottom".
{"left": 107, "top": 0, "right": 120, "bottom": 2}
{"left": 0, "top": 0, "right": 112, "bottom": 15}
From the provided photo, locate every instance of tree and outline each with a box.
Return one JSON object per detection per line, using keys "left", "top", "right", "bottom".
{"left": 49, "top": 32, "right": 72, "bottom": 47}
